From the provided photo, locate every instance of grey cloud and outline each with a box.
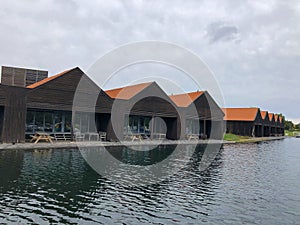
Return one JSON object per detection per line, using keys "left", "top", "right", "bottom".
{"left": 206, "top": 22, "right": 239, "bottom": 43}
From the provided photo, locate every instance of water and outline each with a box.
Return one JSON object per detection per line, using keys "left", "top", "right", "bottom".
{"left": 0, "top": 138, "right": 300, "bottom": 224}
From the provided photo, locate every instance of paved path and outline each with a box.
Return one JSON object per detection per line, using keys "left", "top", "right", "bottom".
{"left": 0, "top": 136, "right": 286, "bottom": 151}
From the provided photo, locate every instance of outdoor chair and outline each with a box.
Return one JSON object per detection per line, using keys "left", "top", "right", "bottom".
{"left": 74, "top": 132, "right": 85, "bottom": 141}
{"left": 99, "top": 131, "right": 107, "bottom": 141}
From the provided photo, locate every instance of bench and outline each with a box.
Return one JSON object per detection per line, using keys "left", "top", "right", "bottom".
{"left": 53, "top": 133, "right": 73, "bottom": 141}
{"left": 152, "top": 133, "right": 166, "bottom": 140}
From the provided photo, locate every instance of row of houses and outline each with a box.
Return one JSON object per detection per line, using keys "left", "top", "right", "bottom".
{"left": 0, "top": 66, "right": 224, "bottom": 143}
{"left": 223, "top": 108, "right": 284, "bottom": 137}
{"left": 0, "top": 66, "right": 284, "bottom": 143}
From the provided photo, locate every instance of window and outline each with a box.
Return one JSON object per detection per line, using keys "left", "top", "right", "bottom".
{"left": 44, "top": 112, "right": 53, "bottom": 132}
{"left": 54, "top": 112, "right": 62, "bottom": 132}
{"left": 26, "top": 110, "right": 73, "bottom": 134}
{"left": 64, "top": 113, "right": 72, "bottom": 132}
{"left": 186, "top": 119, "right": 199, "bottom": 134}
{"left": 125, "top": 115, "right": 152, "bottom": 135}
{"left": 26, "top": 111, "right": 35, "bottom": 133}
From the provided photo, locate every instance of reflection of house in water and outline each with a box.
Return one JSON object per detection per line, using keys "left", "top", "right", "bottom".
{"left": 0, "top": 149, "right": 103, "bottom": 212}
{"left": 0, "top": 150, "right": 24, "bottom": 191}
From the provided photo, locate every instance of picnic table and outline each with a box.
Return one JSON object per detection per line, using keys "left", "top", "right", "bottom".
{"left": 124, "top": 133, "right": 143, "bottom": 142}
{"left": 187, "top": 134, "right": 199, "bottom": 140}
{"left": 30, "top": 132, "right": 53, "bottom": 144}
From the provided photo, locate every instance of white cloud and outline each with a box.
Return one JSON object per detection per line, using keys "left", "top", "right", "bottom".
{"left": 0, "top": 0, "right": 300, "bottom": 120}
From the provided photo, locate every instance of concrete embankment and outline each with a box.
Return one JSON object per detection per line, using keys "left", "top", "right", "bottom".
{"left": 0, "top": 136, "right": 286, "bottom": 151}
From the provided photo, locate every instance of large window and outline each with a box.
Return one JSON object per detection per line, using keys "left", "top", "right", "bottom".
{"left": 151, "top": 117, "right": 166, "bottom": 134}
{"left": 73, "top": 112, "right": 96, "bottom": 133}
{"left": 186, "top": 119, "right": 200, "bottom": 134}
{"left": 26, "top": 110, "right": 71, "bottom": 133}
{"left": 124, "top": 115, "right": 151, "bottom": 135}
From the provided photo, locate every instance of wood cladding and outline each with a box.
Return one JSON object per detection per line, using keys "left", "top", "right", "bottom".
{"left": 1, "top": 66, "right": 48, "bottom": 87}
{"left": 0, "top": 85, "right": 27, "bottom": 143}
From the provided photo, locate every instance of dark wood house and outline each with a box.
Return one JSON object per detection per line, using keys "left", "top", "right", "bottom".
{"left": 105, "top": 82, "right": 180, "bottom": 141}
{"left": 278, "top": 116, "right": 284, "bottom": 135}
{"left": 170, "top": 91, "right": 224, "bottom": 140}
{"left": 0, "top": 66, "right": 115, "bottom": 143}
{"left": 223, "top": 108, "right": 263, "bottom": 137}
{"left": 26, "top": 67, "right": 113, "bottom": 140}
{"left": 261, "top": 110, "right": 270, "bottom": 137}
{"left": 274, "top": 114, "right": 284, "bottom": 136}
{"left": 268, "top": 113, "right": 276, "bottom": 136}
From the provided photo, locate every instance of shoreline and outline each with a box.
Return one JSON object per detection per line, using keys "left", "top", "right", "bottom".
{"left": 0, "top": 136, "right": 286, "bottom": 151}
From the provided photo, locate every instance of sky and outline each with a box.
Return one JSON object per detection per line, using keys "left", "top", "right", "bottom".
{"left": 0, "top": 0, "right": 300, "bottom": 123}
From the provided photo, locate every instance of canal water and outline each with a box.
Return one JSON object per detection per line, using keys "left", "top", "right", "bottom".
{"left": 0, "top": 138, "right": 299, "bottom": 224}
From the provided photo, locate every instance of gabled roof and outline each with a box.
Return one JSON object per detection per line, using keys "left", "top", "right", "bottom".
{"left": 27, "top": 68, "right": 74, "bottom": 89}
{"left": 169, "top": 91, "right": 205, "bottom": 107}
{"left": 105, "top": 82, "right": 153, "bottom": 100}
{"left": 222, "top": 108, "right": 260, "bottom": 121}
{"left": 268, "top": 113, "right": 274, "bottom": 121}
{"left": 274, "top": 114, "right": 279, "bottom": 122}
{"left": 279, "top": 116, "right": 283, "bottom": 123}
{"left": 261, "top": 111, "right": 268, "bottom": 120}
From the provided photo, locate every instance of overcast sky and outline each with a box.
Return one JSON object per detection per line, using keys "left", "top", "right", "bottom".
{"left": 1, "top": 0, "right": 300, "bottom": 122}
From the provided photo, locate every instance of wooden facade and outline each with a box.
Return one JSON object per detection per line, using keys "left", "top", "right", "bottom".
{"left": 261, "top": 111, "right": 270, "bottom": 137}
{"left": 1, "top": 66, "right": 48, "bottom": 87}
{"left": 0, "top": 84, "right": 27, "bottom": 143}
{"left": 170, "top": 91, "right": 225, "bottom": 140}
{"left": 106, "top": 82, "right": 180, "bottom": 141}
{"left": 0, "top": 67, "right": 115, "bottom": 143}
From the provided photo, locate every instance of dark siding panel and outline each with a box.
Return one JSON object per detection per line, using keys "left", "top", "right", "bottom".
{"left": 1, "top": 86, "right": 27, "bottom": 143}
{"left": 27, "top": 68, "right": 113, "bottom": 113}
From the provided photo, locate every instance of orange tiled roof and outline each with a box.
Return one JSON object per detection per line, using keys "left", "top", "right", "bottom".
{"left": 105, "top": 82, "right": 153, "bottom": 100}
{"left": 222, "top": 108, "right": 260, "bottom": 121}
{"left": 260, "top": 111, "right": 268, "bottom": 120}
{"left": 268, "top": 113, "right": 274, "bottom": 121}
{"left": 169, "top": 91, "right": 205, "bottom": 107}
{"left": 274, "top": 114, "right": 279, "bottom": 122}
{"left": 27, "top": 68, "right": 73, "bottom": 89}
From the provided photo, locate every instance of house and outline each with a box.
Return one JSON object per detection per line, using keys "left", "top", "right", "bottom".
{"left": 260, "top": 111, "right": 270, "bottom": 137}
{"left": 170, "top": 91, "right": 224, "bottom": 140}
{"left": 223, "top": 108, "right": 263, "bottom": 137}
{"left": 105, "top": 82, "right": 180, "bottom": 140}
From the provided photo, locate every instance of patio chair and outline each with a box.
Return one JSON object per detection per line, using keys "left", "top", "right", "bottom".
{"left": 99, "top": 131, "right": 107, "bottom": 142}
{"left": 74, "top": 132, "right": 85, "bottom": 141}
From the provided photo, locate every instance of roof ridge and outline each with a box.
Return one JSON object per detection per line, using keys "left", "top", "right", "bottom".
{"left": 169, "top": 91, "right": 205, "bottom": 107}
{"left": 105, "top": 82, "right": 154, "bottom": 99}
{"left": 105, "top": 81, "right": 154, "bottom": 91}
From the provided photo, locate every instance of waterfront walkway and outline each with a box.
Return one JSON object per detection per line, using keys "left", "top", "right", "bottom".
{"left": 0, "top": 136, "right": 286, "bottom": 151}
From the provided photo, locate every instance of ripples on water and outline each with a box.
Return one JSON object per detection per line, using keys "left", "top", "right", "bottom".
{"left": 0, "top": 138, "right": 299, "bottom": 224}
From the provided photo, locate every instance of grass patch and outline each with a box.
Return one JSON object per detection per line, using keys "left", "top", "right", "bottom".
{"left": 285, "top": 130, "right": 300, "bottom": 137}
{"left": 223, "top": 133, "right": 251, "bottom": 142}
